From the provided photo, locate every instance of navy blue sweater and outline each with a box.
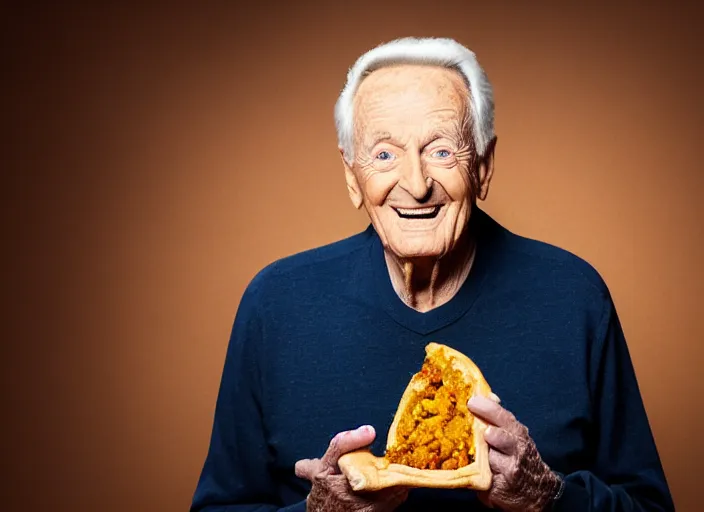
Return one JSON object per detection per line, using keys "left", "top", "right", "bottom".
{"left": 191, "top": 210, "right": 674, "bottom": 511}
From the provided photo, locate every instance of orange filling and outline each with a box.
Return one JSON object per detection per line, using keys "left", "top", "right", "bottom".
{"left": 385, "top": 354, "right": 475, "bottom": 470}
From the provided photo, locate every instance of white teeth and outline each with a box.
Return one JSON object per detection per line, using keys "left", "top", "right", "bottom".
{"left": 396, "top": 207, "right": 437, "bottom": 216}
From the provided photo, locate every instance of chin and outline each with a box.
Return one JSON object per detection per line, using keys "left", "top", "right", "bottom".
{"left": 387, "top": 238, "right": 449, "bottom": 260}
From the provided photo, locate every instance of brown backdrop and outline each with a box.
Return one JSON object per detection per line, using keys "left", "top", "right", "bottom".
{"left": 4, "top": 2, "right": 702, "bottom": 511}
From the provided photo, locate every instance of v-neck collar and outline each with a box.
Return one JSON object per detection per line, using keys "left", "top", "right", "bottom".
{"left": 368, "top": 208, "right": 500, "bottom": 335}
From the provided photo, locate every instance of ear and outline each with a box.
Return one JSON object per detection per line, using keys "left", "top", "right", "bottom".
{"left": 340, "top": 147, "right": 363, "bottom": 209}
{"left": 476, "top": 136, "right": 497, "bottom": 201}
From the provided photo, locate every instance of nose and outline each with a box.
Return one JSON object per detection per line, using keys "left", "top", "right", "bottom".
{"left": 399, "top": 153, "right": 432, "bottom": 201}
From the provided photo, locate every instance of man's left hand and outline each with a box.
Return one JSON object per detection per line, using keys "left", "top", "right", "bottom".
{"left": 467, "top": 396, "right": 563, "bottom": 512}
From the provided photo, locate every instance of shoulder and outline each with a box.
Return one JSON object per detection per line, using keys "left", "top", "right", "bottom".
{"left": 482, "top": 213, "right": 611, "bottom": 313}
{"left": 504, "top": 230, "right": 609, "bottom": 298}
{"left": 486, "top": 218, "right": 617, "bottom": 347}
{"left": 241, "top": 226, "right": 374, "bottom": 302}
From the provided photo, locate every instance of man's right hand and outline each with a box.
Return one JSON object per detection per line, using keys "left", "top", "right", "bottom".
{"left": 295, "top": 425, "right": 409, "bottom": 512}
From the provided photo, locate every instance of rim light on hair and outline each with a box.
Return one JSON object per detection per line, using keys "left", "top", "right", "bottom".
{"left": 334, "top": 37, "right": 495, "bottom": 165}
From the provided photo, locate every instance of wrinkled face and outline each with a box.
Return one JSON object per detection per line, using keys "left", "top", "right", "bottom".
{"left": 345, "top": 65, "right": 489, "bottom": 260}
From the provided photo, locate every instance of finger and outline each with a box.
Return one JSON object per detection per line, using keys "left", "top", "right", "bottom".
{"left": 384, "top": 487, "right": 409, "bottom": 510}
{"left": 294, "top": 458, "right": 323, "bottom": 481}
{"left": 364, "top": 485, "right": 407, "bottom": 500}
{"left": 320, "top": 425, "right": 376, "bottom": 471}
{"left": 386, "top": 486, "right": 409, "bottom": 500}
{"left": 355, "top": 485, "right": 407, "bottom": 511}
{"left": 393, "top": 487, "right": 410, "bottom": 500}
{"left": 370, "top": 486, "right": 408, "bottom": 511}
{"left": 488, "top": 448, "right": 513, "bottom": 476}
{"left": 479, "top": 472, "right": 510, "bottom": 509}
{"left": 320, "top": 475, "right": 406, "bottom": 510}
{"left": 467, "top": 396, "right": 517, "bottom": 430}
{"left": 476, "top": 490, "right": 495, "bottom": 508}
{"left": 484, "top": 426, "right": 519, "bottom": 455}
{"left": 488, "top": 473, "right": 515, "bottom": 508}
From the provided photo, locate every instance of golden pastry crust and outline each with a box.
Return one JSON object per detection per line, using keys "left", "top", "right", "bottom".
{"left": 385, "top": 353, "right": 473, "bottom": 470}
{"left": 338, "top": 343, "right": 493, "bottom": 491}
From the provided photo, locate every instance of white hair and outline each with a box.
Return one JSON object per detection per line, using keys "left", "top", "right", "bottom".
{"left": 334, "top": 37, "right": 495, "bottom": 165}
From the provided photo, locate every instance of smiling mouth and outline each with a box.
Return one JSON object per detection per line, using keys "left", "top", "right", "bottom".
{"left": 393, "top": 206, "right": 442, "bottom": 219}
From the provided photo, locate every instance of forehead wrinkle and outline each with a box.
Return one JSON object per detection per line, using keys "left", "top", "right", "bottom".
{"left": 353, "top": 65, "right": 472, "bottom": 153}
{"left": 364, "top": 130, "right": 392, "bottom": 148}
{"left": 417, "top": 115, "right": 468, "bottom": 146}
{"left": 422, "top": 121, "right": 463, "bottom": 141}
{"left": 365, "top": 109, "right": 462, "bottom": 142}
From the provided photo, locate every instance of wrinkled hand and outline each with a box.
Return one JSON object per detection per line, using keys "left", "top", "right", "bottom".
{"left": 468, "top": 396, "right": 562, "bottom": 512}
{"left": 295, "top": 425, "right": 409, "bottom": 512}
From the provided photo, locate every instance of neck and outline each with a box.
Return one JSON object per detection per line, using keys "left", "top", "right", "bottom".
{"left": 384, "top": 228, "right": 477, "bottom": 313}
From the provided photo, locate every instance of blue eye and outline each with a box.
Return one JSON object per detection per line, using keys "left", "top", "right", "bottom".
{"left": 376, "top": 151, "right": 394, "bottom": 161}
{"left": 433, "top": 149, "right": 451, "bottom": 158}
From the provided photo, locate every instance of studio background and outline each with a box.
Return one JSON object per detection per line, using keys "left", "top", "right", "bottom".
{"left": 4, "top": 2, "right": 702, "bottom": 511}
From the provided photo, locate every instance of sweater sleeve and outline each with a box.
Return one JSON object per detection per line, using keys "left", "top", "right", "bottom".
{"left": 552, "top": 297, "right": 674, "bottom": 511}
{"left": 190, "top": 278, "right": 307, "bottom": 512}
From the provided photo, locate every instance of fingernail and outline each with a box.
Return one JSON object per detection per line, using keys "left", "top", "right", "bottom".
{"left": 359, "top": 425, "right": 374, "bottom": 435}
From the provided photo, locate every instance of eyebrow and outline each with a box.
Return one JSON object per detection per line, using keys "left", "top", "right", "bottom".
{"left": 421, "top": 126, "right": 462, "bottom": 146}
{"left": 364, "top": 125, "right": 463, "bottom": 150}
{"left": 365, "top": 131, "right": 394, "bottom": 148}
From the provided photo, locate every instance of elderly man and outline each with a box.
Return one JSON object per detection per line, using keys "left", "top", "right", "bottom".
{"left": 191, "top": 38, "right": 673, "bottom": 511}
